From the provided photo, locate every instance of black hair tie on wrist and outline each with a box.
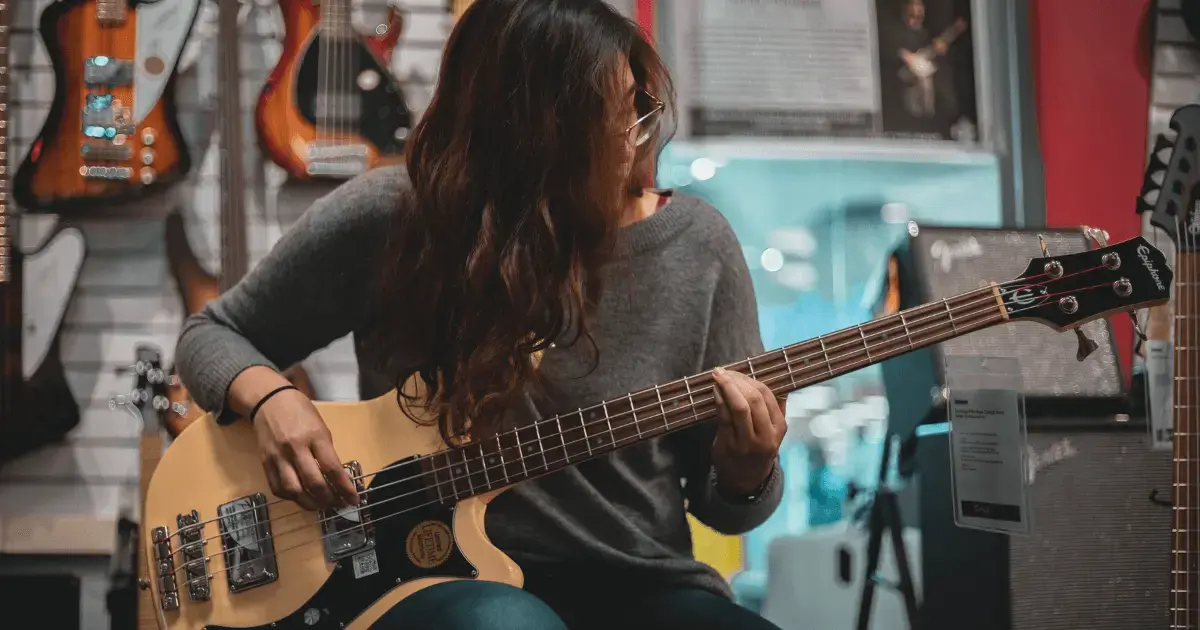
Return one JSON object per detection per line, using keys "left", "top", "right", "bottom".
{"left": 250, "top": 385, "right": 299, "bottom": 422}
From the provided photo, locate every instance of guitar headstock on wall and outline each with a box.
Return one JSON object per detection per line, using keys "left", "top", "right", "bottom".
{"left": 110, "top": 345, "right": 170, "bottom": 436}
{"left": 1138, "top": 104, "right": 1200, "bottom": 251}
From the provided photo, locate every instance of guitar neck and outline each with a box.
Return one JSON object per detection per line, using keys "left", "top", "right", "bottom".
{"left": 434, "top": 285, "right": 1007, "bottom": 500}
{"left": 0, "top": 0, "right": 22, "bottom": 421}
{"left": 322, "top": 0, "right": 355, "bottom": 39}
{"left": 135, "top": 432, "right": 163, "bottom": 630}
{"left": 1173, "top": 251, "right": 1200, "bottom": 624}
{"left": 218, "top": 0, "right": 248, "bottom": 290}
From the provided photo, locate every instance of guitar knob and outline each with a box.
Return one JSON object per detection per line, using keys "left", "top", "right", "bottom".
{"left": 141, "top": 128, "right": 156, "bottom": 145}
{"left": 140, "top": 147, "right": 154, "bottom": 165}
{"left": 140, "top": 167, "right": 156, "bottom": 185}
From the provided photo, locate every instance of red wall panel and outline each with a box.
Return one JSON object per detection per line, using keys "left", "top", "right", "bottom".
{"left": 1030, "top": 0, "right": 1153, "bottom": 372}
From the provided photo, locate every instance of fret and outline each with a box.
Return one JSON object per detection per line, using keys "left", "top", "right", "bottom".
{"left": 942, "top": 299, "right": 959, "bottom": 333}
{"left": 493, "top": 436, "right": 511, "bottom": 485}
{"left": 780, "top": 348, "right": 798, "bottom": 389}
{"left": 817, "top": 338, "right": 835, "bottom": 377}
{"left": 627, "top": 395, "right": 643, "bottom": 439}
{"left": 581, "top": 410, "right": 593, "bottom": 456}
{"left": 509, "top": 431, "right": 529, "bottom": 480}
{"left": 514, "top": 426, "right": 542, "bottom": 475}
{"left": 604, "top": 408, "right": 617, "bottom": 448}
{"left": 857, "top": 327, "right": 873, "bottom": 360}
{"left": 653, "top": 386, "right": 671, "bottom": 433}
{"left": 452, "top": 449, "right": 479, "bottom": 496}
{"left": 683, "top": 376, "right": 700, "bottom": 422}
{"left": 427, "top": 452, "right": 449, "bottom": 503}
{"left": 559, "top": 409, "right": 590, "bottom": 462}
{"left": 898, "top": 312, "right": 915, "bottom": 349}
{"left": 439, "top": 451, "right": 464, "bottom": 500}
{"left": 532, "top": 421, "right": 550, "bottom": 470}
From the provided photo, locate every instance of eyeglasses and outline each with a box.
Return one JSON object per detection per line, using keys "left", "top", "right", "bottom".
{"left": 627, "top": 89, "right": 665, "bottom": 147}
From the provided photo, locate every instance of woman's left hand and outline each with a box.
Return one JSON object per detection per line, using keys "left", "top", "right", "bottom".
{"left": 709, "top": 366, "right": 787, "bottom": 497}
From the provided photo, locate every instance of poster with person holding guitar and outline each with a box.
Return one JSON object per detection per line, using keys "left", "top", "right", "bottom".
{"left": 875, "top": 0, "right": 978, "bottom": 140}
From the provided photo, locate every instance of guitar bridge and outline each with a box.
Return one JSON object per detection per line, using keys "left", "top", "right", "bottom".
{"left": 321, "top": 461, "right": 374, "bottom": 561}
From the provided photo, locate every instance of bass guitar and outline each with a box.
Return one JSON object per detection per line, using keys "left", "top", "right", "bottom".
{"left": 14, "top": 0, "right": 201, "bottom": 214}
{"left": 1135, "top": 104, "right": 1200, "bottom": 629}
{"left": 141, "top": 238, "right": 1169, "bottom": 629}
{"left": 256, "top": 0, "right": 412, "bottom": 180}
{"left": 0, "top": 1, "right": 87, "bottom": 464}
{"left": 163, "top": 0, "right": 316, "bottom": 438}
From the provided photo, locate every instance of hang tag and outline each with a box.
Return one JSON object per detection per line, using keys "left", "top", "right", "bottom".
{"left": 945, "top": 356, "right": 1031, "bottom": 535}
{"left": 1146, "top": 339, "right": 1174, "bottom": 450}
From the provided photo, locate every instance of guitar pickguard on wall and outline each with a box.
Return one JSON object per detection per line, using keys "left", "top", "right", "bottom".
{"left": 134, "top": 0, "right": 202, "bottom": 124}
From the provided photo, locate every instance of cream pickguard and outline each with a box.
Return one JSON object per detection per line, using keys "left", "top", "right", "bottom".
{"left": 21, "top": 226, "right": 85, "bottom": 380}
{"left": 134, "top": 0, "right": 203, "bottom": 124}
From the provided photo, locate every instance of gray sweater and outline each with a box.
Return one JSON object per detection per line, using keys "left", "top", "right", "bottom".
{"left": 175, "top": 165, "right": 782, "bottom": 599}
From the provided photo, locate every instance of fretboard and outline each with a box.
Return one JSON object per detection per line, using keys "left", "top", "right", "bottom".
{"left": 217, "top": 0, "right": 248, "bottom": 289}
{"left": 321, "top": 0, "right": 355, "bottom": 39}
{"left": 420, "top": 284, "right": 1006, "bottom": 501}
{"left": 1172, "top": 252, "right": 1200, "bottom": 628}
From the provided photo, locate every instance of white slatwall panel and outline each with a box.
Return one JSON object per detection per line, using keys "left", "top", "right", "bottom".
{"left": 1, "top": 0, "right": 451, "bottom": 571}
{"left": 1149, "top": 0, "right": 1200, "bottom": 146}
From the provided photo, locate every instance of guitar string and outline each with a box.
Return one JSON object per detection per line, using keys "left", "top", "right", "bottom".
{"left": 156, "top": 278, "right": 1033, "bottom": 544}
{"left": 156, "top": 266, "right": 1084, "bottom": 544}
{"left": 172, "top": 305, "right": 1012, "bottom": 587}
{"left": 165, "top": 280, "right": 1116, "bottom": 580}
{"left": 173, "top": 285, "right": 1121, "bottom": 592}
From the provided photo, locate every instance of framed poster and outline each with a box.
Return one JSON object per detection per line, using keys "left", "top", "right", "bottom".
{"left": 663, "top": 0, "right": 983, "bottom": 145}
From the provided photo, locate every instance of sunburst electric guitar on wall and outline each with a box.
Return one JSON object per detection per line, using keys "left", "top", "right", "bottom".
{"left": 14, "top": 0, "right": 201, "bottom": 213}
{"left": 141, "top": 239, "right": 1169, "bottom": 629}
{"left": 256, "top": 0, "right": 412, "bottom": 180}
{"left": 163, "top": 0, "right": 316, "bottom": 438}
{"left": 1134, "top": 104, "right": 1200, "bottom": 629}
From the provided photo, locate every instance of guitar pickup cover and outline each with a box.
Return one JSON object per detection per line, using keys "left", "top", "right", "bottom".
{"left": 321, "top": 461, "right": 374, "bottom": 561}
{"left": 217, "top": 493, "right": 278, "bottom": 593}
{"left": 84, "top": 56, "right": 134, "bottom": 87}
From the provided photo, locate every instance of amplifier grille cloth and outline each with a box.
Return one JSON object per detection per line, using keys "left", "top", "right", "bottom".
{"left": 1010, "top": 431, "right": 1170, "bottom": 629}
{"left": 910, "top": 228, "right": 1122, "bottom": 398}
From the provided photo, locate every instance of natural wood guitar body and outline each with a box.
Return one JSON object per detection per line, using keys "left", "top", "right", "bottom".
{"left": 15, "top": 0, "right": 194, "bottom": 213}
{"left": 255, "top": 0, "right": 408, "bottom": 180}
{"left": 163, "top": 212, "right": 317, "bottom": 437}
{"left": 142, "top": 391, "right": 521, "bottom": 630}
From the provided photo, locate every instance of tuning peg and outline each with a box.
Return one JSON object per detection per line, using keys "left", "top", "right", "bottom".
{"left": 171, "top": 401, "right": 190, "bottom": 417}
{"left": 1074, "top": 328, "right": 1099, "bottom": 362}
{"left": 1084, "top": 226, "right": 1110, "bottom": 248}
{"left": 1037, "top": 234, "right": 1050, "bottom": 257}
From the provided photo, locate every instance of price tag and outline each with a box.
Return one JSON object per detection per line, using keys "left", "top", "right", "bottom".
{"left": 945, "top": 356, "right": 1031, "bottom": 535}
{"left": 1146, "top": 339, "right": 1174, "bottom": 450}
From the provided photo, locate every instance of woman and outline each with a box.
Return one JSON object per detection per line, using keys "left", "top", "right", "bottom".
{"left": 176, "top": 1, "right": 786, "bottom": 628}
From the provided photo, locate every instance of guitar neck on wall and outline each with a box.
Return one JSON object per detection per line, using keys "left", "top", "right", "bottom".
{"left": 1137, "top": 104, "right": 1200, "bottom": 629}
{"left": 255, "top": 0, "right": 412, "bottom": 180}
{"left": 0, "top": 0, "right": 22, "bottom": 427}
{"left": 164, "top": 0, "right": 316, "bottom": 437}
{"left": 14, "top": 0, "right": 201, "bottom": 214}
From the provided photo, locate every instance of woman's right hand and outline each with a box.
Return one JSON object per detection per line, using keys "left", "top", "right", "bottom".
{"left": 252, "top": 389, "right": 359, "bottom": 510}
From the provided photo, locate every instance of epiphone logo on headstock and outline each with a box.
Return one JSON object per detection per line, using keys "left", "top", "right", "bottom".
{"left": 929, "top": 236, "right": 983, "bottom": 272}
{"left": 1136, "top": 244, "right": 1167, "bottom": 291}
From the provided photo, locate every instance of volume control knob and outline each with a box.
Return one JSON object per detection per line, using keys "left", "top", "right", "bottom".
{"left": 140, "top": 147, "right": 155, "bottom": 165}
{"left": 141, "top": 128, "right": 156, "bottom": 146}
{"left": 140, "top": 167, "right": 156, "bottom": 185}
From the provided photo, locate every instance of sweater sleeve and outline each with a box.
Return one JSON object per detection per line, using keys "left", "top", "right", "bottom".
{"left": 174, "top": 167, "right": 403, "bottom": 423}
{"left": 671, "top": 209, "right": 784, "bottom": 536}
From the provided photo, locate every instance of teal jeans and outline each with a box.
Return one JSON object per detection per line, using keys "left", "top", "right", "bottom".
{"left": 369, "top": 578, "right": 782, "bottom": 630}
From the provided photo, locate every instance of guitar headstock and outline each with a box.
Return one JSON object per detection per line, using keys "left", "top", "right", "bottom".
{"left": 111, "top": 345, "right": 169, "bottom": 435}
{"left": 1000, "top": 236, "right": 1172, "bottom": 330}
{"left": 1140, "top": 105, "right": 1200, "bottom": 250}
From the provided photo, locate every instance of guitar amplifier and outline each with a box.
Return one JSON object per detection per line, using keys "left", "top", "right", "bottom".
{"left": 916, "top": 422, "right": 1172, "bottom": 630}
{"left": 878, "top": 226, "right": 1127, "bottom": 438}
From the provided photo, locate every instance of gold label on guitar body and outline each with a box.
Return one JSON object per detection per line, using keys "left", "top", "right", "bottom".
{"left": 406, "top": 520, "right": 454, "bottom": 569}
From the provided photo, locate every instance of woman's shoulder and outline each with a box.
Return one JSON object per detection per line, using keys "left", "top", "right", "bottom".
{"left": 667, "top": 190, "right": 743, "bottom": 257}
{"left": 307, "top": 164, "right": 411, "bottom": 226}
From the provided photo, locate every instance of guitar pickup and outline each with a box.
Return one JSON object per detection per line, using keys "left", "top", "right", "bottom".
{"left": 321, "top": 461, "right": 374, "bottom": 561}
{"left": 81, "top": 166, "right": 133, "bottom": 180}
{"left": 217, "top": 493, "right": 278, "bottom": 593}
{"left": 84, "top": 56, "right": 133, "bottom": 87}
{"left": 82, "top": 95, "right": 134, "bottom": 137}
{"left": 81, "top": 143, "right": 132, "bottom": 163}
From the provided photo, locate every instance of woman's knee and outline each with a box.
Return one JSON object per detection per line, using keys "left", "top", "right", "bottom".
{"left": 370, "top": 580, "right": 567, "bottom": 630}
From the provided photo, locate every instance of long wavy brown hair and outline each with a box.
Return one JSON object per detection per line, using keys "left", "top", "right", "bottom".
{"left": 368, "top": 0, "right": 675, "bottom": 444}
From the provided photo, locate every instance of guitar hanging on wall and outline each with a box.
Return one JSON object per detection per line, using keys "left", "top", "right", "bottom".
{"left": 163, "top": 0, "right": 316, "bottom": 438}
{"left": 1135, "top": 104, "right": 1200, "bottom": 630}
{"left": 14, "top": 0, "right": 201, "bottom": 214}
{"left": 0, "top": 2, "right": 88, "bottom": 465}
{"left": 141, "top": 238, "right": 1169, "bottom": 629}
{"left": 256, "top": 0, "right": 412, "bottom": 180}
